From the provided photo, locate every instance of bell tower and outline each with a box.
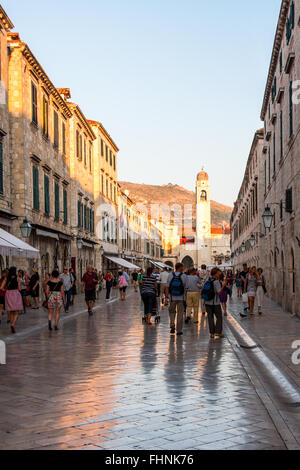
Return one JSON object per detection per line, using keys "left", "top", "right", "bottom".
{"left": 196, "top": 170, "right": 212, "bottom": 266}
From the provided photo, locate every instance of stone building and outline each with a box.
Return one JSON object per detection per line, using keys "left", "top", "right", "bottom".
{"left": 88, "top": 120, "right": 119, "bottom": 273}
{"left": 260, "top": 0, "right": 300, "bottom": 316}
{"left": 0, "top": 8, "right": 14, "bottom": 271}
{"left": 7, "top": 33, "right": 73, "bottom": 278}
{"left": 230, "top": 130, "right": 265, "bottom": 270}
{"left": 61, "top": 97, "right": 97, "bottom": 280}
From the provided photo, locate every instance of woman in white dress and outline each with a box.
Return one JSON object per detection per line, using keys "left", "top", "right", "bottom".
{"left": 245, "top": 266, "right": 257, "bottom": 315}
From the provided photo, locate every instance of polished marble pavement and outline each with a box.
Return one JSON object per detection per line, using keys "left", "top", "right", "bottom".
{"left": 0, "top": 292, "right": 289, "bottom": 450}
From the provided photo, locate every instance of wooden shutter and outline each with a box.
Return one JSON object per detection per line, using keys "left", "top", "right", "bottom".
{"left": 77, "top": 200, "right": 81, "bottom": 227}
{"left": 63, "top": 188, "right": 67, "bottom": 224}
{"left": 0, "top": 141, "right": 3, "bottom": 195}
{"left": 32, "top": 83, "right": 38, "bottom": 125}
{"left": 43, "top": 97, "right": 48, "bottom": 137}
{"left": 55, "top": 182, "right": 59, "bottom": 220}
{"left": 286, "top": 188, "right": 293, "bottom": 213}
{"left": 33, "top": 166, "right": 39, "bottom": 210}
{"left": 44, "top": 174, "right": 50, "bottom": 215}
{"left": 289, "top": 80, "right": 293, "bottom": 137}
{"left": 54, "top": 111, "right": 59, "bottom": 148}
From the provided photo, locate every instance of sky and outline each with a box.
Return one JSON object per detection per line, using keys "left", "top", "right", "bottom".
{"left": 3, "top": 0, "right": 282, "bottom": 207}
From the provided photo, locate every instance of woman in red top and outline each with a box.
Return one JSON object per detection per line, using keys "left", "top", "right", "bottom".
{"left": 0, "top": 269, "right": 8, "bottom": 324}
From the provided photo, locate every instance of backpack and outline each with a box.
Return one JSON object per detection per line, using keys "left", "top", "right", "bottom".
{"left": 169, "top": 273, "right": 184, "bottom": 297}
{"left": 201, "top": 279, "right": 216, "bottom": 301}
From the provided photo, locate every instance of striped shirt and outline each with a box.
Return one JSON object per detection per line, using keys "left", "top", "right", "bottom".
{"left": 141, "top": 275, "right": 157, "bottom": 295}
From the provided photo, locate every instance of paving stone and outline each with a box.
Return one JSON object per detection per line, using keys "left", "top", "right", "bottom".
{"left": 0, "top": 292, "right": 294, "bottom": 450}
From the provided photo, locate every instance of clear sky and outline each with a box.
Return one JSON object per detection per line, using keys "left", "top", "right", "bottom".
{"left": 3, "top": 0, "right": 282, "bottom": 206}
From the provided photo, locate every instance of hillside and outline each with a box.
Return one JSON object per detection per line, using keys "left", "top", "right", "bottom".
{"left": 119, "top": 182, "right": 232, "bottom": 227}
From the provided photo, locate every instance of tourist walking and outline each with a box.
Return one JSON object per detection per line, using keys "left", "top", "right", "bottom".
{"left": 59, "top": 267, "right": 74, "bottom": 313}
{"left": 29, "top": 268, "right": 40, "bottom": 309}
{"left": 81, "top": 266, "right": 98, "bottom": 316}
{"left": 166, "top": 263, "right": 187, "bottom": 336}
{"left": 202, "top": 268, "right": 227, "bottom": 339}
{"left": 118, "top": 270, "right": 128, "bottom": 301}
{"left": 18, "top": 270, "right": 27, "bottom": 314}
{"left": 5, "top": 267, "right": 23, "bottom": 334}
{"left": 219, "top": 272, "right": 229, "bottom": 316}
{"left": 105, "top": 272, "right": 113, "bottom": 301}
{"left": 132, "top": 270, "right": 139, "bottom": 292}
{"left": 244, "top": 266, "right": 257, "bottom": 316}
{"left": 198, "top": 265, "right": 209, "bottom": 316}
{"left": 141, "top": 267, "right": 157, "bottom": 325}
{"left": 0, "top": 269, "right": 8, "bottom": 324}
{"left": 256, "top": 268, "right": 266, "bottom": 315}
{"left": 69, "top": 268, "right": 77, "bottom": 305}
{"left": 137, "top": 269, "right": 144, "bottom": 295}
{"left": 240, "top": 264, "right": 249, "bottom": 294}
{"left": 159, "top": 267, "right": 169, "bottom": 306}
{"left": 185, "top": 268, "right": 202, "bottom": 324}
{"left": 235, "top": 271, "right": 243, "bottom": 298}
{"left": 46, "top": 270, "right": 65, "bottom": 331}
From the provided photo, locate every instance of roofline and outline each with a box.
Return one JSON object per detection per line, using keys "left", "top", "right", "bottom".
{"left": 8, "top": 36, "right": 72, "bottom": 119}
{"left": 235, "top": 129, "right": 264, "bottom": 205}
{"left": 68, "top": 103, "right": 96, "bottom": 141}
{"left": 88, "top": 120, "right": 119, "bottom": 152}
{"left": 260, "top": 0, "right": 290, "bottom": 120}
{"left": 0, "top": 6, "right": 14, "bottom": 31}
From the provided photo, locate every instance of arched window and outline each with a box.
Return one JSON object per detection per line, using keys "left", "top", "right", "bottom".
{"left": 200, "top": 190, "right": 207, "bottom": 201}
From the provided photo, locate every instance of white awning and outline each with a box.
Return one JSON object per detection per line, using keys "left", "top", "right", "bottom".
{"left": 0, "top": 228, "right": 40, "bottom": 259}
{"left": 155, "top": 261, "right": 171, "bottom": 269}
{"left": 105, "top": 256, "right": 140, "bottom": 270}
{"left": 36, "top": 229, "right": 59, "bottom": 240}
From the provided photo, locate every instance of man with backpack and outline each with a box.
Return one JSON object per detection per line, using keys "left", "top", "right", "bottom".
{"left": 166, "top": 263, "right": 187, "bottom": 336}
{"left": 201, "top": 267, "right": 227, "bottom": 339}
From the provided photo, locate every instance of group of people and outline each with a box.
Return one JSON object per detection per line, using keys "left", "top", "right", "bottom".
{"left": 138, "top": 263, "right": 228, "bottom": 339}
{"left": 138, "top": 262, "right": 267, "bottom": 339}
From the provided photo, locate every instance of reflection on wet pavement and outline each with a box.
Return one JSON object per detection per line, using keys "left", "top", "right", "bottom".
{"left": 0, "top": 293, "right": 287, "bottom": 450}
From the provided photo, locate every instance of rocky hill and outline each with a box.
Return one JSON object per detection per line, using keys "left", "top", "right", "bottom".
{"left": 119, "top": 182, "right": 232, "bottom": 227}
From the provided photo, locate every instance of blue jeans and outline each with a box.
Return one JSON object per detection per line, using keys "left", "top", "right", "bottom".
{"left": 64, "top": 289, "right": 72, "bottom": 311}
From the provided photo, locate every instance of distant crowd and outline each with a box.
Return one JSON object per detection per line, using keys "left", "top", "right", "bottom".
{"left": 0, "top": 261, "right": 266, "bottom": 337}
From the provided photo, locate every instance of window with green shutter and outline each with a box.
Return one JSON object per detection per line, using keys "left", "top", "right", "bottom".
{"left": 101, "top": 139, "right": 104, "bottom": 156}
{"left": 0, "top": 141, "right": 3, "bottom": 195}
{"left": 44, "top": 174, "right": 50, "bottom": 215}
{"left": 54, "top": 111, "right": 59, "bottom": 149}
{"left": 289, "top": 80, "right": 293, "bottom": 137}
{"left": 43, "top": 97, "right": 48, "bottom": 137}
{"left": 33, "top": 166, "right": 39, "bottom": 210}
{"left": 273, "top": 132, "right": 276, "bottom": 175}
{"left": 80, "top": 203, "right": 83, "bottom": 228}
{"left": 84, "top": 205, "right": 87, "bottom": 230}
{"left": 63, "top": 188, "right": 67, "bottom": 224}
{"left": 78, "top": 200, "right": 81, "bottom": 227}
{"left": 62, "top": 122, "right": 66, "bottom": 155}
{"left": 54, "top": 182, "right": 59, "bottom": 220}
{"left": 32, "top": 82, "right": 38, "bottom": 125}
{"left": 280, "top": 110, "right": 283, "bottom": 159}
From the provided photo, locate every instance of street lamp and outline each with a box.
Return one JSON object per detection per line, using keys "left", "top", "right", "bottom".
{"left": 262, "top": 206, "right": 273, "bottom": 230}
{"left": 249, "top": 234, "right": 256, "bottom": 248}
{"left": 20, "top": 219, "right": 32, "bottom": 238}
{"left": 77, "top": 237, "right": 83, "bottom": 250}
{"left": 100, "top": 246, "right": 104, "bottom": 257}
{"left": 241, "top": 242, "right": 246, "bottom": 253}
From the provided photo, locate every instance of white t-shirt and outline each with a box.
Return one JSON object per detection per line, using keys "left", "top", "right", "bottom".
{"left": 160, "top": 271, "right": 169, "bottom": 284}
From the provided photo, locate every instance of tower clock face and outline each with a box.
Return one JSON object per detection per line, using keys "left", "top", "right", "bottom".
{"left": 199, "top": 222, "right": 209, "bottom": 234}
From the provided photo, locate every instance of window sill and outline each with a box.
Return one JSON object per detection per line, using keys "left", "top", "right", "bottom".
{"left": 42, "top": 134, "right": 49, "bottom": 143}
{"left": 31, "top": 121, "right": 38, "bottom": 130}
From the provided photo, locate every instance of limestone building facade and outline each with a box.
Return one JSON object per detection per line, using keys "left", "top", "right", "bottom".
{"left": 7, "top": 33, "right": 73, "bottom": 278}
{"left": 230, "top": 130, "right": 265, "bottom": 270}
{"left": 260, "top": 0, "right": 300, "bottom": 316}
{"left": 0, "top": 8, "right": 14, "bottom": 271}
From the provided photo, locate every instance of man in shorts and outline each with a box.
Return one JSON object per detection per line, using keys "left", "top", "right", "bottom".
{"left": 81, "top": 266, "right": 98, "bottom": 316}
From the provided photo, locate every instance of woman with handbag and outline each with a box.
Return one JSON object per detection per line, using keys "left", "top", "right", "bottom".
{"left": 118, "top": 271, "right": 128, "bottom": 301}
{"left": 256, "top": 268, "right": 266, "bottom": 315}
{"left": 46, "top": 270, "right": 65, "bottom": 331}
{"left": 4, "top": 267, "right": 23, "bottom": 334}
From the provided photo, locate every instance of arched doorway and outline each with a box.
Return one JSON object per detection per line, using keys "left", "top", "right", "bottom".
{"left": 181, "top": 256, "right": 194, "bottom": 270}
{"left": 165, "top": 261, "right": 174, "bottom": 270}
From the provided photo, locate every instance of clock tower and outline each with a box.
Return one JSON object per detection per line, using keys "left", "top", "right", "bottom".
{"left": 196, "top": 170, "right": 212, "bottom": 266}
